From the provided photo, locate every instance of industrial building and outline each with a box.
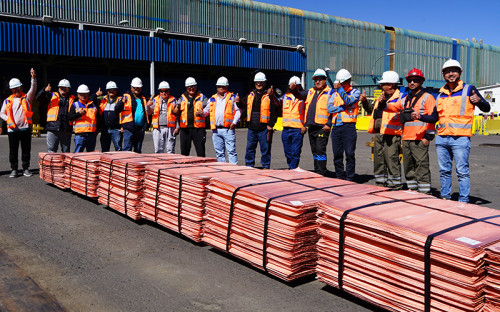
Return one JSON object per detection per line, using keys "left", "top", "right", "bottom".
{"left": 1, "top": 0, "right": 500, "bottom": 112}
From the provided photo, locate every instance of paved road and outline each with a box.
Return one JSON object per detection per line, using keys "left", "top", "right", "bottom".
{"left": 0, "top": 130, "right": 499, "bottom": 311}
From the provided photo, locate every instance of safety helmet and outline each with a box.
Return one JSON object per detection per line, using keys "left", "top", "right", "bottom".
{"left": 131, "top": 77, "right": 143, "bottom": 88}
{"left": 106, "top": 81, "right": 118, "bottom": 90}
{"left": 216, "top": 76, "right": 229, "bottom": 86}
{"left": 9, "top": 78, "right": 22, "bottom": 89}
{"left": 185, "top": 77, "right": 197, "bottom": 87}
{"left": 406, "top": 68, "right": 425, "bottom": 81}
{"left": 288, "top": 76, "right": 301, "bottom": 86}
{"left": 378, "top": 71, "right": 400, "bottom": 84}
{"left": 336, "top": 69, "right": 352, "bottom": 83}
{"left": 312, "top": 69, "right": 327, "bottom": 78}
{"left": 254, "top": 72, "right": 267, "bottom": 82}
{"left": 158, "top": 81, "right": 170, "bottom": 90}
{"left": 442, "top": 59, "right": 462, "bottom": 71}
{"left": 58, "top": 79, "right": 71, "bottom": 88}
{"left": 76, "top": 84, "right": 90, "bottom": 93}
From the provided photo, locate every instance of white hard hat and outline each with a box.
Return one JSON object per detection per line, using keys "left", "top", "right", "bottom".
{"left": 442, "top": 59, "right": 462, "bottom": 71}
{"left": 9, "top": 78, "right": 22, "bottom": 89}
{"left": 106, "top": 81, "right": 118, "bottom": 90}
{"left": 254, "top": 72, "right": 267, "bottom": 82}
{"left": 216, "top": 76, "right": 229, "bottom": 86}
{"left": 378, "top": 71, "right": 400, "bottom": 84}
{"left": 336, "top": 69, "right": 352, "bottom": 83}
{"left": 58, "top": 79, "right": 71, "bottom": 88}
{"left": 131, "top": 77, "right": 143, "bottom": 88}
{"left": 312, "top": 69, "right": 327, "bottom": 78}
{"left": 185, "top": 77, "right": 197, "bottom": 87}
{"left": 77, "top": 84, "right": 90, "bottom": 93}
{"left": 158, "top": 81, "right": 170, "bottom": 90}
{"left": 288, "top": 76, "right": 301, "bottom": 86}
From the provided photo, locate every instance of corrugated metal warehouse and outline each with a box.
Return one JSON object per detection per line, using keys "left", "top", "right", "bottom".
{"left": 1, "top": 0, "right": 500, "bottom": 102}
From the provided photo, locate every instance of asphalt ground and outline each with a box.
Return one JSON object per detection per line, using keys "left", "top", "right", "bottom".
{"left": 0, "top": 129, "right": 499, "bottom": 311}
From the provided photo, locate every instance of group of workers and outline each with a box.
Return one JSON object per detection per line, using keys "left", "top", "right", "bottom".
{"left": 0, "top": 58, "right": 490, "bottom": 203}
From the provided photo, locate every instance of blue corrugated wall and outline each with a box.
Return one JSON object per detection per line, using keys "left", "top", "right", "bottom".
{"left": 0, "top": 21, "right": 306, "bottom": 72}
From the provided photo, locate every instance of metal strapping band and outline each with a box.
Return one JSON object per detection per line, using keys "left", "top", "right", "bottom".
{"left": 177, "top": 175, "right": 183, "bottom": 234}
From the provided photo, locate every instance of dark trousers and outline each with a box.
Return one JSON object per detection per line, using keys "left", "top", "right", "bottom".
{"left": 180, "top": 127, "right": 206, "bottom": 157}
{"left": 282, "top": 127, "right": 304, "bottom": 169}
{"left": 308, "top": 125, "right": 330, "bottom": 175}
{"left": 8, "top": 129, "right": 31, "bottom": 170}
{"left": 123, "top": 128, "right": 145, "bottom": 153}
{"left": 245, "top": 128, "right": 271, "bottom": 169}
{"left": 100, "top": 128, "right": 122, "bottom": 152}
{"left": 331, "top": 123, "right": 357, "bottom": 180}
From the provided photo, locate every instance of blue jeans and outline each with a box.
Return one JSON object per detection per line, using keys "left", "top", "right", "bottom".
{"left": 435, "top": 135, "right": 471, "bottom": 202}
{"left": 331, "top": 123, "right": 357, "bottom": 180}
{"left": 245, "top": 128, "right": 271, "bottom": 168}
{"left": 123, "top": 128, "right": 145, "bottom": 153}
{"left": 100, "top": 128, "right": 122, "bottom": 152}
{"left": 74, "top": 133, "right": 97, "bottom": 153}
{"left": 281, "top": 128, "right": 303, "bottom": 169}
{"left": 212, "top": 128, "right": 238, "bottom": 164}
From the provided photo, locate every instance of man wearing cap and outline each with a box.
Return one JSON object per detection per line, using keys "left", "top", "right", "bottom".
{"left": 361, "top": 71, "right": 403, "bottom": 189}
{"left": 37, "top": 78, "right": 75, "bottom": 153}
{"left": 67, "top": 84, "right": 99, "bottom": 152}
{"left": 98, "top": 81, "right": 123, "bottom": 152}
{"left": 327, "top": 69, "right": 360, "bottom": 181}
{"left": 197, "top": 77, "right": 240, "bottom": 164}
{"left": 173, "top": 77, "right": 208, "bottom": 157}
{"left": 281, "top": 76, "right": 306, "bottom": 169}
{"left": 236, "top": 72, "right": 278, "bottom": 169}
{"left": 378, "top": 68, "right": 436, "bottom": 194}
{"left": 418, "top": 59, "right": 490, "bottom": 202}
{"left": 0, "top": 68, "right": 37, "bottom": 177}
{"left": 290, "top": 68, "right": 333, "bottom": 175}
{"left": 147, "top": 81, "right": 178, "bottom": 153}
{"left": 116, "top": 77, "right": 149, "bottom": 153}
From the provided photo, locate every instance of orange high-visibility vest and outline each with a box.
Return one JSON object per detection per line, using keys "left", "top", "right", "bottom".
{"left": 47, "top": 93, "right": 75, "bottom": 122}
{"left": 72, "top": 100, "right": 97, "bottom": 133}
{"left": 282, "top": 93, "right": 305, "bottom": 128}
{"left": 246, "top": 92, "right": 271, "bottom": 123}
{"left": 209, "top": 92, "right": 235, "bottom": 129}
{"left": 436, "top": 81, "right": 474, "bottom": 137}
{"left": 151, "top": 95, "right": 176, "bottom": 129}
{"left": 4, "top": 93, "right": 33, "bottom": 129}
{"left": 398, "top": 92, "right": 436, "bottom": 141}
{"left": 331, "top": 86, "right": 359, "bottom": 124}
{"left": 119, "top": 93, "right": 149, "bottom": 125}
{"left": 305, "top": 86, "right": 331, "bottom": 125}
{"left": 368, "top": 89, "right": 403, "bottom": 135}
{"left": 179, "top": 93, "right": 206, "bottom": 128}
{"left": 99, "top": 95, "right": 118, "bottom": 115}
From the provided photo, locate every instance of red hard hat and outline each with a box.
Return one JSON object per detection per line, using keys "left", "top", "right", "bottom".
{"left": 406, "top": 68, "right": 425, "bottom": 81}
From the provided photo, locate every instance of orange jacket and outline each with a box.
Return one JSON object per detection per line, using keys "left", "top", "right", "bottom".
{"left": 368, "top": 89, "right": 403, "bottom": 135}
{"left": 47, "top": 93, "right": 75, "bottom": 122}
{"left": 4, "top": 93, "right": 33, "bottom": 129}
{"left": 281, "top": 93, "right": 305, "bottom": 128}
{"left": 119, "top": 93, "right": 149, "bottom": 126}
{"left": 246, "top": 92, "right": 271, "bottom": 123}
{"left": 72, "top": 100, "right": 97, "bottom": 133}
{"left": 209, "top": 92, "right": 236, "bottom": 129}
{"left": 305, "top": 87, "right": 331, "bottom": 125}
{"left": 330, "top": 86, "right": 359, "bottom": 124}
{"left": 386, "top": 91, "right": 436, "bottom": 140}
{"left": 179, "top": 93, "right": 206, "bottom": 128}
{"left": 436, "top": 80, "right": 474, "bottom": 137}
{"left": 151, "top": 95, "right": 177, "bottom": 129}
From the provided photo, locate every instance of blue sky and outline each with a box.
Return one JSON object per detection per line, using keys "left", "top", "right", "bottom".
{"left": 260, "top": 0, "right": 500, "bottom": 47}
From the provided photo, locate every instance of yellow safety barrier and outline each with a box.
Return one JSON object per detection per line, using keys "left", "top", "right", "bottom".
{"left": 484, "top": 119, "right": 500, "bottom": 135}
{"left": 32, "top": 124, "right": 43, "bottom": 137}
{"left": 274, "top": 117, "right": 283, "bottom": 131}
{"left": 356, "top": 116, "right": 370, "bottom": 131}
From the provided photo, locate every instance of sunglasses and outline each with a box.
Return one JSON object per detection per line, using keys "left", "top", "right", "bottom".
{"left": 407, "top": 78, "right": 423, "bottom": 83}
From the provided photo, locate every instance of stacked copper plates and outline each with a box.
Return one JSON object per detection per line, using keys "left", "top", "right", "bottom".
{"left": 141, "top": 163, "right": 256, "bottom": 242}
{"left": 64, "top": 152, "right": 104, "bottom": 198}
{"left": 316, "top": 191, "right": 500, "bottom": 312}
{"left": 38, "top": 152, "right": 67, "bottom": 189}
{"left": 485, "top": 242, "right": 500, "bottom": 311}
{"left": 202, "top": 170, "right": 387, "bottom": 282}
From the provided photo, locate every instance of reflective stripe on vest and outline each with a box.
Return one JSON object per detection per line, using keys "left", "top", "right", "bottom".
{"left": 282, "top": 94, "right": 305, "bottom": 128}
{"left": 5, "top": 93, "right": 33, "bottom": 129}
{"left": 400, "top": 93, "right": 434, "bottom": 140}
{"left": 246, "top": 92, "right": 271, "bottom": 123}
{"left": 72, "top": 101, "right": 97, "bottom": 133}
{"left": 47, "top": 93, "right": 74, "bottom": 122}
{"left": 305, "top": 87, "right": 331, "bottom": 125}
{"left": 332, "top": 88, "right": 359, "bottom": 124}
{"left": 209, "top": 92, "right": 235, "bottom": 129}
{"left": 436, "top": 83, "right": 473, "bottom": 136}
